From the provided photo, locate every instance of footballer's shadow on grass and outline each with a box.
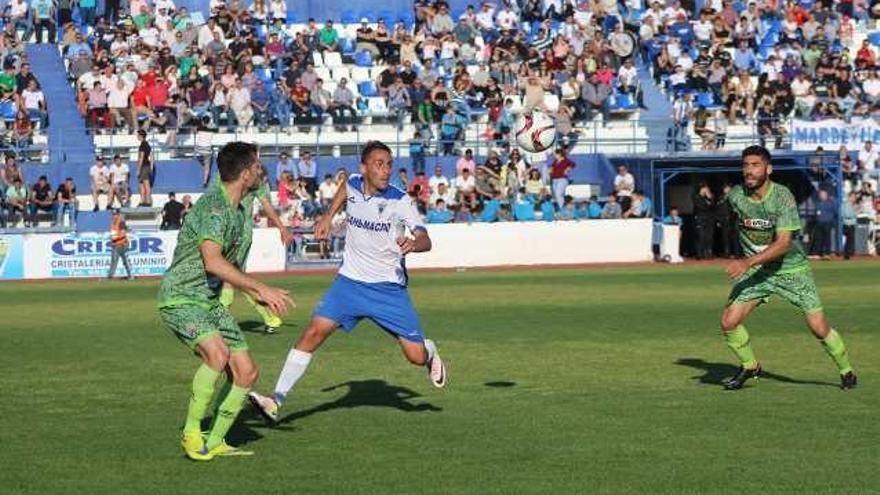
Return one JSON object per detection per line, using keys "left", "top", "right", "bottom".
{"left": 275, "top": 379, "right": 442, "bottom": 425}
{"left": 203, "top": 415, "right": 265, "bottom": 447}
{"left": 676, "top": 358, "right": 837, "bottom": 387}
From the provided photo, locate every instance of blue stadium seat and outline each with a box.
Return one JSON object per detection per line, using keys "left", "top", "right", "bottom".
{"left": 354, "top": 50, "right": 373, "bottom": 67}
{"left": 869, "top": 32, "right": 880, "bottom": 47}
{"left": 340, "top": 38, "right": 355, "bottom": 55}
{"left": 340, "top": 10, "right": 358, "bottom": 25}
{"left": 399, "top": 11, "right": 415, "bottom": 30}
{"left": 0, "top": 100, "right": 16, "bottom": 121}
{"left": 378, "top": 10, "right": 395, "bottom": 26}
{"left": 358, "top": 81, "right": 377, "bottom": 97}
{"left": 617, "top": 93, "right": 638, "bottom": 110}
{"left": 602, "top": 16, "right": 618, "bottom": 35}
{"left": 286, "top": 12, "right": 299, "bottom": 24}
{"left": 696, "top": 92, "right": 715, "bottom": 108}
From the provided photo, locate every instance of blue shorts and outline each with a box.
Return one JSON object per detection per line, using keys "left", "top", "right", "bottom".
{"left": 313, "top": 275, "right": 425, "bottom": 343}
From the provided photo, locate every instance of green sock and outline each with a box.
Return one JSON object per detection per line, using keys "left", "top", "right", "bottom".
{"left": 184, "top": 364, "right": 221, "bottom": 434}
{"left": 724, "top": 325, "right": 758, "bottom": 369}
{"left": 821, "top": 329, "right": 853, "bottom": 375}
{"left": 206, "top": 384, "right": 249, "bottom": 450}
{"left": 219, "top": 286, "right": 235, "bottom": 308}
{"left": 245, "top": 292, "right": 282, "bottom": 327}
{"left": 211, "top": 376, "right": 232, "bottom": 418}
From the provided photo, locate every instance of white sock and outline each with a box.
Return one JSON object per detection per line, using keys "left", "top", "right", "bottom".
{"left": 424, "top": 339, "right": 437, "bottom": 365}
{"left": 273, "top": 348, "right": 312, "bottom": 404}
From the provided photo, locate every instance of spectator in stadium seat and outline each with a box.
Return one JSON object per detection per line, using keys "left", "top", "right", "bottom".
{"left": 28, "top": 175, "right": 56, "bottom": 227}
{"left": 318, "top": 20, "right": 339, "bottom": 52}
{"left": 297, "top": 151, "right": 318, "bottom": 194}
{"left": 428, "top": 165, "right": 448, "bottom": 193}
{"left": 274, "top": 151, "right": 294, "bottom": 186}
{"left": 456, "top": 149, "right": 476, "bottom": 175}
{"left": 89, "top": 157, "right": 111, "bottom": 211}
{"left": 317, "top": 174, "right": 338, "bottom": 212}
{"left": 85, "top": 81, "right": 111, "bottom": 130}
{"left": 431, "top": 4, "right": 454, "bottom": 35}
{"left": 228, "top": 79, "right": 253, "bottom": 128}
{"left": 250, "top": 79, "right": 272, "bottom": 129}
{"left": 409, "top": 171, "right": 431, "bottom": 205}
{"left": 601, "top": 194, "right": 622, "bottom": 219}
{"left": 109, "top": 154, "right": 130, "bottom": 208}
{"left": 5, "top": 177, "right": 27, "bottom": 226}
{"left": 549, "top": 148, "right": 575, "bottom": 210}
{"left": 430, "top": 181, "right": 456, "bottom": 208}
{"left": 9, "top": 0, "right": 30, "bottom": 39}
{"left": 455, "top": 167, "right": 476, "bottom": 208}
{"left": 581, "top": 73, "right": 611, "bottom": 123}
{"left": 426, "top": 199, "right": 454, "bottom": 224}
{"left": 54, "top": 177, "right": 77, "bottom": 228}
{"left": 161, "top": 192, "right": 185, "bottom": 230}
{"left": 290, "top": 78, "right": 312, "bottom": 129}
{"left": 388, "top": 77, "right": 411, "bottom": 130}
{"left": 408, "top": 131, "right": 426, "bottom": 175}
{"left": 330, "top": 78, "right": 357, "bottom": 132}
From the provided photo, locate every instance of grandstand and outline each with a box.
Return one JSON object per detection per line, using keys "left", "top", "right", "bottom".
{"left": 0, "top": 0, "right": 878, "bottom": 266}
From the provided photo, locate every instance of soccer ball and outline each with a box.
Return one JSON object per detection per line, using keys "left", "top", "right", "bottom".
{"left": 514, "top": 110, "right": 557, "bottom": 153}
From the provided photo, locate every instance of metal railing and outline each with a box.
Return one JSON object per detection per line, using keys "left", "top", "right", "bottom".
{"left": 81, "top": 115, "right": 789, "bottom": 162}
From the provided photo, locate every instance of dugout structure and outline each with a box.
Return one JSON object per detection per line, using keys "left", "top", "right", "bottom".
{"left": 612, "top": 151, "right": 845, "bottom": 253}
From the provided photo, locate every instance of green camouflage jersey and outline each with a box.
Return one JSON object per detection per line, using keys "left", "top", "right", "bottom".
{"left": 232, "top": 180, "right": 269, "bottom": 267}
{"left": 158, "top": 182, "right": 246, "bottom": 308}
{"left": 726, "top": 182, "right": 808, "bottom": 274}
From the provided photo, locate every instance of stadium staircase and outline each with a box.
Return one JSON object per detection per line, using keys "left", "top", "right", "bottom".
{"left": 636, "top": 63, "right": 674, "bottom": 153}
{"left": 26, "top": 44, "right": 95, "bottom": 180}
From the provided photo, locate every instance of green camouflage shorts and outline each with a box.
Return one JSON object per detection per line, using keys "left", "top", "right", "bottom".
{"left": 727, "top": 268, "right": 823, "bottom": 313}
{"left": 159, "top": 304, "right": 249, "bottom": 353}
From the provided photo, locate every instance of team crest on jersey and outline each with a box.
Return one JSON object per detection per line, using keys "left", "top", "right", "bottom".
{"left": 742, "top": 218, "right": 773, "bottom": 229}
{"left": 377, "top": 202, "right": 387, "bottom": 215}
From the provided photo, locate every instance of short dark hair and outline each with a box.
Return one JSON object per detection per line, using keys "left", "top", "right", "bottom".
{"left": 217, "top": 142, "right": 258, "bottom": 182}
{"left": 742, "top": 144, "right": 771, "bottom": 164}
{"left": 360, "top": 140, "right": 392, "bottom": 165}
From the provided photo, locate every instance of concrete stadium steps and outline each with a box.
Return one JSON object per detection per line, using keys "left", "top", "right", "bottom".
{"left": 25, "top": 44, "right": 95, "bottom": 167}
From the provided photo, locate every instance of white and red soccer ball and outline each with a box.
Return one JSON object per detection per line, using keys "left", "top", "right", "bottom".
{"left": 514, "top": 110, "right": 557, "bottom": 153}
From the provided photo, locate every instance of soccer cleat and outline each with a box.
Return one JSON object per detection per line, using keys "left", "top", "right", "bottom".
{"left": 722, "top": 363, "right": 762, "bottom": 390}
{"left": 840, "top": 371, "right": 858, "bottom": 390}
{"left": 181, "top": 432, "right": 215, "bottom": 461}
{"left": 209, "top": 441, "right": 254, "bottom": 457}
{"left": 263, "top": 325, "right": 278, "bottom": 335}
{"left": 427, "top": 352, "right": 447, "bottom": 389}
{"left": 181, "top": 430, "right": 205, "bottom": 454}
{"left": 248, "top": 391, "right": 280, "bottom": 422}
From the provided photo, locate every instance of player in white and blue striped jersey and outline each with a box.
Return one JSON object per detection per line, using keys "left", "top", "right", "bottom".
{"left": 249, "top": 141, "right": 447, "bottom": 422}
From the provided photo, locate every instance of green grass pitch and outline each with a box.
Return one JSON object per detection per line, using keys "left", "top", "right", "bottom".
{"left": 1, "top": 262, "right": 878, "bottom": 494}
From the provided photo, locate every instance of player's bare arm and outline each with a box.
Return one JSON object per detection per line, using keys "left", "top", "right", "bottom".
{"left": 315, "top": 175, "right": 349, "bottom": 240}
{"left": 259, "top": 195, "right": 293, "bottom": 246}
{"left": 398, "top": 228, "right": 431, "bottom": 256}
{"left": 200, "top": 240, "right": 294, "bottom": 315}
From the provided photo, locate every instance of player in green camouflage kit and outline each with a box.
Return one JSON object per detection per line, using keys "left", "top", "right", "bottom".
{"left": 158, "top": 142, "right": 294, "bottom": 461}
{"left": 719, "top": 145, "right": 856, "bottom": 390}
{"left": 219, "top": 167, "right": 293, "bottom": 334}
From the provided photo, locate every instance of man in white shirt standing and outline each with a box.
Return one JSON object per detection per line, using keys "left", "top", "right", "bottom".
{"left": 107, "top": 77, "right": 133, "bottom": 130}
{"left": 857, "top": 140, "right": 879, "bottom": 181}
{"left": 614, "top": 164, "right": 636, "bottom": 212}
{"left": 248, "top": 141, "right": 447, "bottom": 423}
{"left": 109, "top": 154, "right": 130, "bottom": 207}
{"left": 317, "top": 173, "right": 338, "bottom": 211}
{"left": 89, "top": 156, "right": 112, "bottom": 211}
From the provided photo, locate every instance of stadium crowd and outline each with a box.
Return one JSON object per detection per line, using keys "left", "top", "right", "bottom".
{"left": 55, "top": 0, "right": 648, "bottom": 148}
{"left": 654, "top": 0, "right": 879, "bottom": 151}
